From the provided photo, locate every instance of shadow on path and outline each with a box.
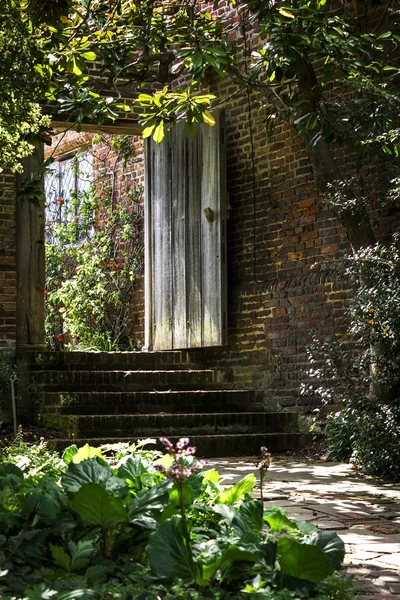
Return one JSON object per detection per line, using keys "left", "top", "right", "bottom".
{"left": 208, "top": 457, "right": 400, "bottom": 598}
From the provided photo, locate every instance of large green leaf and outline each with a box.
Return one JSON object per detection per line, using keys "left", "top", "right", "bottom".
{"left": 217, "top": 474, "right": 256, "bottom": 505}
{"left": 264, "top": 506, "right": 298, "bottom": 532}
{"left": 118, "top": 455, "right": 146, "bottom": 484}
{"left": 62, "top": 458, "right": 126, "bottom": 495}
{"left": 0, "top": 464, "right": 24, "bottom": 490}
{"left": 233, "top": 500, "right": 263, "bottom": 539}
{"left": 50, "top": 543, "right": 71, "bottom": 572}
{"left": 49, "top": 540, "right": 94, "bottom": 572}
{"left": 21, "top": 479, "right": 66, "bottom": 524}
{"left": 72, "top": 445, "right": 103, "bottom": 464}
{"left": 147, "top": 516, "right": 194, "bottom": 581}
{"left": 304, "top": 531, "right": 345, "bottom": 570}
{"left": 220, "top": 543, "right": 260, "bottom": 567}
{"left": 63, "top": 445, "right": 79, "bottom": 464}
{"left": 126, "top": 480, "right": 172, "bottom": 528}
{"left": 277, "top": 538, "right": 335, "bottom": 583}
{"left": 193, "top": 539, "right": 222, "bottom": 586}
{"left": 71, "top": 483, "right": 128, "bottom": 529}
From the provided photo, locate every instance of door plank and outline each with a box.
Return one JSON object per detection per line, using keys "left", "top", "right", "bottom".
{"left": 186, "top": 132, "right": 203, "bottom": 347}
{"left": 200, "top": 112, "right": 225, "bottom": 346}
{"left": 152, "top": 141, "right": 173, "bottom": 349}
{"left": 171, "top": 128, "right": 188, "bottom": 348}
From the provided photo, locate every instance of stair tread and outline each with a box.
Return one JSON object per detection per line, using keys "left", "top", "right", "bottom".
{"left": 33, "top": 369, "right": 215, "bottom": 374}
{"left": 50, "top": 432, "right": 306, "bottom": 442}
{"left": 43, "top": 411, "right": 291, "bottom": 417}
{"left": 41, "top": 389, "right": 249, "bottom": 394}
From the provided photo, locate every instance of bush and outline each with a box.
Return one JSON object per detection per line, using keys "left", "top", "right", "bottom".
{"left": 0, "top": 438, "right": 353, "bottom": 600}
{"left": 303, "top": 233, "right": 400, "bottom": 480}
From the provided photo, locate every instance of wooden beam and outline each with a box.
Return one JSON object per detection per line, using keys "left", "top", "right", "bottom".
{"left": 51, "top": 118, "right": 143, "bottom": 136}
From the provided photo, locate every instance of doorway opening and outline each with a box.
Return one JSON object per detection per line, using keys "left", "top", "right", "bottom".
{"left": 44, "top": 130, "right": 145, "bottom": 352}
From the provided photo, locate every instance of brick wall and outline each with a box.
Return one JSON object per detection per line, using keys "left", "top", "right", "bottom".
{"left": 194, "top": 6, "right": 396, "bottom": 412}
{"left": 0, "top": 171, "right": 16, "bottom": 345}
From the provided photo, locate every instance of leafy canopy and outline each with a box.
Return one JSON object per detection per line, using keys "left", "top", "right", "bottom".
{"left": 1, "top": 0, "right": 399, "bottom": 169}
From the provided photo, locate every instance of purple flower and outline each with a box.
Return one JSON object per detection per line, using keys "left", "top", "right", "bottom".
{"left": 154, "top": 464, "right": 167, "bottom": 474}
{"left": 159, "top": 437, "right": 174, "bottom": 450}
{"left": 176, "top": 437, "right": 190, "bottom": 450}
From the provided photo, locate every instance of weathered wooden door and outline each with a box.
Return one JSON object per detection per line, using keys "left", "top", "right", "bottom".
{"left": 144, "top": 111, "right": 227, "bottom": 350}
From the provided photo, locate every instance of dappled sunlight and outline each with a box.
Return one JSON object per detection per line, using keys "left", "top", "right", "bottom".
{"left": 210, "top": 456, "right": 400, "bottom": 592}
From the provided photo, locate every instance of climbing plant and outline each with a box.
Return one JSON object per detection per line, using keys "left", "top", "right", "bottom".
{"left": 45, "top": 135, "right": 144, "bottom": 351}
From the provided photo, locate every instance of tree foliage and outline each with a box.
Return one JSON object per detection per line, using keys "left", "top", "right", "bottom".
{"left": 0, "top": 0, "right": 50, "bottom": 172}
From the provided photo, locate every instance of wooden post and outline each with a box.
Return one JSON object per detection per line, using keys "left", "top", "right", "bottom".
{"left": 15, "top": 146, "right": 45, "bottom": 346}
{"left": 144, "top": 139, "right": 153, "bottom": 351}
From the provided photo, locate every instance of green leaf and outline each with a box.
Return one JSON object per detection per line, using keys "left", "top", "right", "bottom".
{"left": 71, "top": 483, "right": 128, "bottom": 529}
{"left": 0, "top": 464, "right": 24, "bottom": 489}
{"left": 264, "top": 506, "right": 298, "bottom": 532}
{"left": 304, "top": 531, "right": 345, "bottom": 570}
{"left": 63, "top": 445, "right": 79, "bottom": 464}
{"left": 185, "top": 121, "right": 196, "bottom": 137}
{"left": 49, "top": 540, "right": 94, "bottom": 573}
{"left": 278, "top": 7, "right": 295, "bottom": 18}
{"left": 220, "top": 543, "right": 259, "bottom": 567}
{"left": 118, "top": 455, "right": 145, "bottom": 483}
{"left": 191, "top": 51, "right": 204, "bottom": 73}
{"left": 138, "top": 93, "right": 155, "bottom": 103}
{"left": 72, "top": 444, "right": 103, "bottom": 464}
{"left": 153, "top": 121, "right": 165, "bottom": 143}
{"left": 203, "top": 469, "right": 220, "bottom": 483}
{"left": 233, "top": 500, "right": 263, "bottom": 539}
{"left": 377, "top": 31, "right": 392, "bottom": 40}
{"left": 50, "top": 543, "right": 71, "bottom": 572}
{"left": 203, "top": 110, "right": 215, "bottom": 126}
{"left": 147, "top": 516, "right": 194, "bottom": 581}
{"left": 82, "top": 51, "right": 96, "bottom": 61}
{"left": 277, "top": 538, "right": 335, "bottom": 583}
{"left": 217, "top": 473, "right": 256, "bottom": 505}
{"left": 141, "top": 125, "right": 155, "bottom": 139}
{"left": 69, "top": 540, "right": 95, "bottom": 571}
{"left": 62, "top": 457, "right": 126, "bottom": 495}
{"left": 306, "top": 113, "right": 319, "bottom": 131}
{"left": 127, "top": 480, "right": 172, "bottom": 528}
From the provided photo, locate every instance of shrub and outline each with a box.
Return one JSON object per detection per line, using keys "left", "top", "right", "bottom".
{"left": 303, "top": 233, "right": 400, "bottom": 480}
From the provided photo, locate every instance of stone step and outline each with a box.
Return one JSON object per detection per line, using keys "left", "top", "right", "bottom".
{"left": 48, "top": 432, "right": 312, "bottom": 457}
{"left": 32, "top": 369, "right": 220, "bottom": 391}
{"left": 39, "top": 411, "right": 298, "bottom": 438}
{"left": 29, "top": 350, "right": 205, "bottom": 371}
{"left": 39, "top": 390, "right": 258, "bottom": 414}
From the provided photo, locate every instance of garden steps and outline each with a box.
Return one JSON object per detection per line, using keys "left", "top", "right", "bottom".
{"left": 40, "top": 411, "right": 299, "bottom": 438}
{"left": 31, "top": 350, "right": 311, "bottom": 457}
{"left": 48, "top": 433, "right": 310, "bottom": 457}
{"left": 40, "top": 389, "right": 255, "bottom": 414}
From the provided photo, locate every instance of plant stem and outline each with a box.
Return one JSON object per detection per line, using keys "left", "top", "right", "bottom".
{"left": 259, "top": 470, "right": 264, "bottom": 506}
{"left": 177, "top": 480, "right": 194, "bottom": 570}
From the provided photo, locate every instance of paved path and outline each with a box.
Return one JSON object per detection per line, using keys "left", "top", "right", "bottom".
{"left": 209, "top": 457, "right": 400, "bottom": 598}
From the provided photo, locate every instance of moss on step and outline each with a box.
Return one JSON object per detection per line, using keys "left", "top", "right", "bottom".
{"left": 39, "top": 413, "right": 79, "bottom": 437}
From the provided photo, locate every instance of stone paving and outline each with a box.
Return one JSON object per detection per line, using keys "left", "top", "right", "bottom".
{"left": 209, "top": 456, "right": 400, "bottom": 598}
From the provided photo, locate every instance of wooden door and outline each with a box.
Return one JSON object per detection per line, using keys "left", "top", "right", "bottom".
{"left": 144, "top": 111, "right": 227, "bottom": 350}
